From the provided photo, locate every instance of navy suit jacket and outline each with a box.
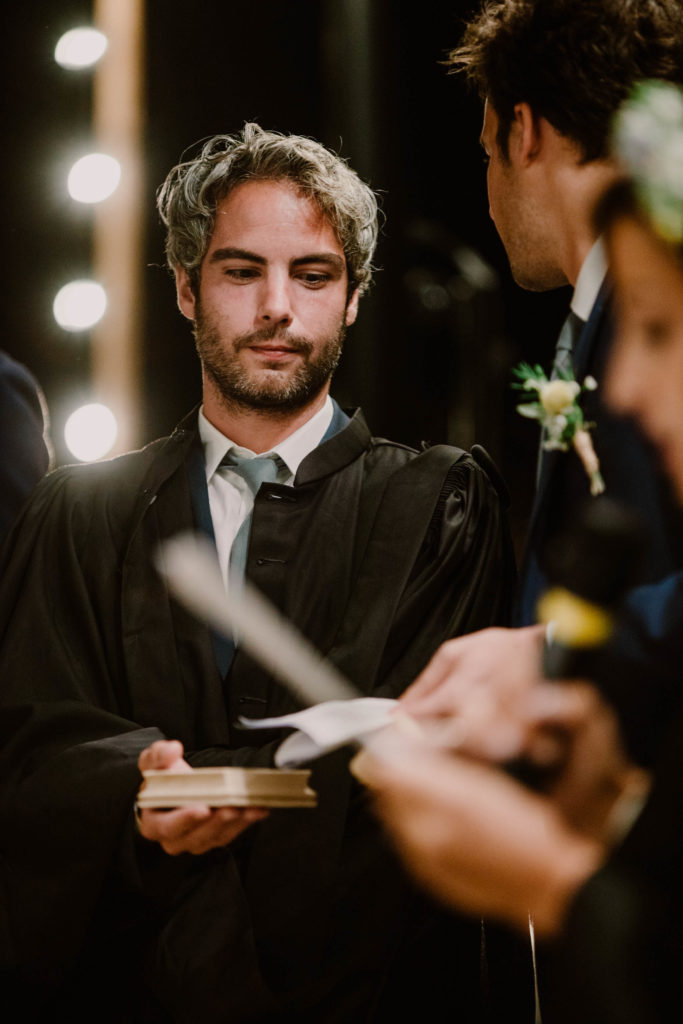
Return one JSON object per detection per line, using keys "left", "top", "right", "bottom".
{"left": 516, "top": 287, "right": 683, "bottom": 763}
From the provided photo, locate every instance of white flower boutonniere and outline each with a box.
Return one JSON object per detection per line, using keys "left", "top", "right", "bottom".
{"left": 512, "top": 362, "right": 605, "bottom": 496}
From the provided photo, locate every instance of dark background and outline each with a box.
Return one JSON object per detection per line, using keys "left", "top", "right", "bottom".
{"left": 1, "top": 0, "right": 571, "bottom": 549}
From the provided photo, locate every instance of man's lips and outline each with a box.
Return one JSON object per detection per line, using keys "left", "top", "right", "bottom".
{"left": 247, "top": 344, "right": 301, "bottom": 359}
{"left": 235, "top": 330, "right": 312, "bottom": 359}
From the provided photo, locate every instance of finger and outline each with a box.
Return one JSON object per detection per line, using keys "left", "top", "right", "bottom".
{"left": 140, "top": 804, "right": 269, "bottom": 852}
{"left": 163, "top": 806, "right": 268, "bottom": 856}
{"left": 138, "top": 803, "right": 212, "bottom": 843}
{"left": 353, "top": 741, "right": 443, "bottom": 792}
{"left": 466, "top": 720, "right": 528, "bottom": 762}
{"left": 523, "top": 683, "right": 596, "bottom": 729}
{"left": 349, "top": 748, "right": 386, "bottom": 787}
{"left": 400, "top": 641, "right": 463, "bottom": 707}
{"left": 402, "top": 687, "right": 465, "bottom": 719}
{"left": 524, "top": 727, "right": 572, "bottom": 768}
{"left": 138, "top": 739, "right": 185, "bottom": 772}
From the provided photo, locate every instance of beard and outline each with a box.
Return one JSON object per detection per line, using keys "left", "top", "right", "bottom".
{"left": 193, "top": 307, "right": 346, "bottom": 415}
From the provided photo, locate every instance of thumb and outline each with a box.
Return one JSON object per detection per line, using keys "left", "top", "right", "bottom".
{"left": 138, "top": 739, "right": 185, "bottom": 772}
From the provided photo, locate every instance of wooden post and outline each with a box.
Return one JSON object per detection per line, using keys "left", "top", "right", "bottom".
{"left": 91, "top": 0, "right": 145, "bottom": 453}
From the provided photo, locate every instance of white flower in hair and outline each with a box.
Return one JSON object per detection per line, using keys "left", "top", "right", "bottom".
{"left": 647, "top": 83, "right": 683, "bottom": 124}
{"left": 614, "top": 80, "right": 683, "bottom": 244}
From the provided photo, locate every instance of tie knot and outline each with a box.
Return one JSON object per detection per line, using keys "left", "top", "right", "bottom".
{"left": 220, "top": 451, "right": 286, "bottom": 495}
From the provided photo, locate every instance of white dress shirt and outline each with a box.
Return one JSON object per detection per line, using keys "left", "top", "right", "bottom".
{"left": 198, "top": 396, "right": 334, "bottom": 592}
{"left": 570, "top": 236, "right": 608, "bottom": 323}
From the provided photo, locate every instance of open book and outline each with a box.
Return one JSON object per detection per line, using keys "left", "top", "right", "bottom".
{"left": 137, "top": 766, "right": 317, "bottom": 809}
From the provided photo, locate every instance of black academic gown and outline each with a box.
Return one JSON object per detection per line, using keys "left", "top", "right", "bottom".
{"left": 0, "top": 350, "right": 50, "bottom": 542}
{"left": 0, "top": 407, "right": 514, "bottom": 1022}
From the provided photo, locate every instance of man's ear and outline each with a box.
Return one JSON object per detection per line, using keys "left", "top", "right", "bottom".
{"left": 345, "top": 288, "right": 360, "bottom": 326}
{"left": 175, "top": 267, "right": 197, "bottom": 320}
{"left": 511, "top": 102, "right": 543, "bottom": 166}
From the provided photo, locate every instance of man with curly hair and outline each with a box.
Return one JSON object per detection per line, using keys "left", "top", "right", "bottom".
{"left": 0, "top": 124, "right": 513, "bottom": 1021}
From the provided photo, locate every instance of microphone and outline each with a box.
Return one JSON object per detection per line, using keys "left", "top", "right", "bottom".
{"left": 537, "top": 497, "right": 645, "bottom": 681}
{"left": 506, "top": 498, "right": 644, "bottom": 791}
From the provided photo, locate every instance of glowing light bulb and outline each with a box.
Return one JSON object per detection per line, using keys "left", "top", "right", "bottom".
{"left": 68, "top": 154, "right": 121, "bottom": 203}
{"left": 64, "top": 403, "right": 118, "bottom": 461}
{"left": 53, "top": 280, "right": 107, "bottom": 331}
{"left": 55, "top": 28, "right": 108, "bottom": 69}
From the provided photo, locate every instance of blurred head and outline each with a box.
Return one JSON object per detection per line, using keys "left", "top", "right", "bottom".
{"left": 157, "top": 123, "right": 379, "bottom": 301}
{"left": 597, "top": 82, "right": 683, "bottom": 501}
{"left": 449, "top": 0, "right": 683, "bottom": 162}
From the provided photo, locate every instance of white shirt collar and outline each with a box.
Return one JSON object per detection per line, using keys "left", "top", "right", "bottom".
{"left": 198, "top": 395, "right": 335, "bottom": 480}
{"left": 570, "top": 237, "right": 607, "bottom": 323}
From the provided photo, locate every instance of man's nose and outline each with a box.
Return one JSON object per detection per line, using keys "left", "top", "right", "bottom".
{"left": 258, "top": 275, "right": 293, "bottom": 326}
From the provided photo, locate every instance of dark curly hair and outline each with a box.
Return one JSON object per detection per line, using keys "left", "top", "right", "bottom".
{"left": 449, "top": 0, "right": 683, "bottom": 161}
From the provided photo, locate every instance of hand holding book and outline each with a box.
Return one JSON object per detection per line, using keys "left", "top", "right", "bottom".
{"left": 135, "top": 739, "right": 269, "bottom": 855}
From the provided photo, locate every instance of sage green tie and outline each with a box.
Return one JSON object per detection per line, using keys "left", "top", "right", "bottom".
{"left": 536, "top": 311, "right": 586, "bottom": 485}
{"left": 551, "top": 310, "right": 584, "bottom": 379}
{"left": 220, "top": 451, "right": 287, "bottom": 591}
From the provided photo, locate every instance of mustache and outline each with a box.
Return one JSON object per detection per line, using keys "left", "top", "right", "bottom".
{"left": 233, "top": 326, "right": 313, "bottom": 355}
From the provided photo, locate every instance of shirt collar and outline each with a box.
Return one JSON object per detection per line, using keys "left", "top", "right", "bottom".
{"left": 571, "top": 237, "right": 607, "bottom": 323}
{"left": 198, "top": 395, "right": 335, "bottom": 479}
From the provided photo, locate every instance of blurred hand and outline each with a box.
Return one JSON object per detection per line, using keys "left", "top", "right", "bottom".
{"left": 136, "top": 739, "right": 268, "bottom": 856}
{"left": 354, "top": 677, "right": 649, "bottom": 935}
{"left": 521, "top": 683, "right": 650, "bottom": 843}
{"left": 353, "top": 741, "right": 602, "bottom": 937}
{"left": 400, "top": 625, "right": 546, "bottom": 760}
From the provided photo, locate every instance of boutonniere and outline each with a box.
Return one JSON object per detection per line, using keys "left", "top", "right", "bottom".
{"left": 512, "top": 362, "right": 605, "bottom": 496}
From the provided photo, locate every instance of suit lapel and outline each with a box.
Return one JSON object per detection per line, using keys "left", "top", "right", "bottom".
{"left": 515, "top": 287, "right": 611, "bottom": 625}
{"left": 187, "top": 436, "right": 237, "bottom": 678}
{"left": 532, "top": 285, "right": 609, "bottom": 526}
{"left": 572, "top": 281, "right": 610, "bottom": 381}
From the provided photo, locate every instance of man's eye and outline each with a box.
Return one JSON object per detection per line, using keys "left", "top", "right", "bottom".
{"left": 298, "top": 272, "right": 330, "bottom": 287}
{"left": 224, "top": 267, "right": 259, "bottom": 280}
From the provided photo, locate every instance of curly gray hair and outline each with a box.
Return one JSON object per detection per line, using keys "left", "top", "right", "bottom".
{"left": 157, "top": 123, "right": 379, "bottom": 297}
